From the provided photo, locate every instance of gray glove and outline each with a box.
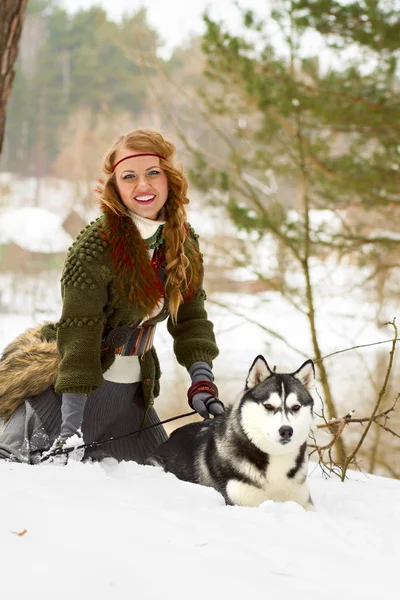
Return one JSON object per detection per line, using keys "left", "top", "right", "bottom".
{"left": 40, "top": 393, "right": 87, "bottom": 464}
{"left": 189, "top": 362, "right": 224, "bottom": 419}
{"left": 59, "top": 392, "right": 87, "bottom": 440}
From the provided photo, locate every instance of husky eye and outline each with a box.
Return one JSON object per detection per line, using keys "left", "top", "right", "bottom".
{"left": 264, "top": 404, "right": 275, "bottom": 411}
{"left": 292, "top": 405, "right": 301, "bottom": 412}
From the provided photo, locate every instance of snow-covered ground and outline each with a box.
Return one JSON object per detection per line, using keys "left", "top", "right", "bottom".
{"left": 1, "top": 458, "right": 399, "bottom": 600}
{"left": 0, "top": 206, "right": 72, "bottom": 253}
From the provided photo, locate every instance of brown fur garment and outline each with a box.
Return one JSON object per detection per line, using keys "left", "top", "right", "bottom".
{"left": 0, "top": 326, "right": 60, "bottom": 421}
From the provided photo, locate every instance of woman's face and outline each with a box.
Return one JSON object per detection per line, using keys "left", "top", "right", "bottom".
{"left": 114, "top": 148, "right": 169, "bottom": 220}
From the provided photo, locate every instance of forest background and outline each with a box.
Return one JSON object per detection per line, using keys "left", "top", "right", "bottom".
{"left": 0, "top": 0, "right": 399, "bottom": 479}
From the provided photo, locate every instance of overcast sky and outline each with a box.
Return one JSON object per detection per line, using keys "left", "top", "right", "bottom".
{"left": 60, "top": 0, "right": 264, "bottom": 57}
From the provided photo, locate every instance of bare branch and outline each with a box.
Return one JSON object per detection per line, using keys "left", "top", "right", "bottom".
{"left": 341, "top": 320, "right": 398, "bottom": 480}
{"left": 315, "top": 338, "right": 400, "bottom": 364}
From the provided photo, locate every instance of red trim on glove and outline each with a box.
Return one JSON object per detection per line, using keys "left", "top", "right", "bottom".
{"left": 187, "top": 381, "right": 219, "bottom": 409}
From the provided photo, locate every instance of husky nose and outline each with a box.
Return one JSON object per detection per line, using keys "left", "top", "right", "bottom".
{"left": 279, "top": 426, "right": 293, "bottom": 440}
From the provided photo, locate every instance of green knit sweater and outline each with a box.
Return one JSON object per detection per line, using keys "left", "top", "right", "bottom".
{"left": 50, "top": 214, "right": 219, "bottom": 413}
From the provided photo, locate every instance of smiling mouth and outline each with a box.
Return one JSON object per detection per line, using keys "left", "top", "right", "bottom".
{"left": 134, "top": 194, "right": 156, "bottom": 204}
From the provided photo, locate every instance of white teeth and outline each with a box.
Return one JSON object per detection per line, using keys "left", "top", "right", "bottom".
{"left": 135, "top": 195, "right": 155, "bottom": 201}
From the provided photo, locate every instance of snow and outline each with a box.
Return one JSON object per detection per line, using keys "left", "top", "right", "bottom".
{"left": 0, "top": 173, "right": 84, "bottom": 217}
{"left": 0, "top": 207, "right": 72, "bottom": 253}
{"left": 0, "top": 458, "right": 398, "bottom": 600}
{"left": 367, "top": 230, "right": 400, "bottom": 242}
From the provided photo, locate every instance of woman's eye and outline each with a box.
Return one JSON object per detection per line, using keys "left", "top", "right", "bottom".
{"left": 123, "top": 173, "right": 136, "bottom": 180}
{"left": 148, "top": 170, "right": 160, "bottom": 176}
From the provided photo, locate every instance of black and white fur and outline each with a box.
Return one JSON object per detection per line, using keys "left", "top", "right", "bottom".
{"left": 149, "top": 356, "right": 316, "bottom": 510}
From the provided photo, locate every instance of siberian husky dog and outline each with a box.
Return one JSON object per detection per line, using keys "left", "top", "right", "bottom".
{"left": 149, "top": 356, "right": 316, "bottom": 510}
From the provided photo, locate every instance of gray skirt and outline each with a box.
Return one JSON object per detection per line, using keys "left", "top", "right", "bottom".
{"left": 0, "top": 381, "right": 168, "bottom": 465}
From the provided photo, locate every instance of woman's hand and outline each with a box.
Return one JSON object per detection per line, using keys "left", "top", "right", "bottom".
{"left": 189, "top": 386, "right": 225, "bottom": 419}
{"left": 188, "top": 361, "right": 224, "bottom": 419}
{"left": 40, "top": 433, "right": 84, "bottom": 465}
{"left": 39, "top": 393, "right": 87, "bottom": 465}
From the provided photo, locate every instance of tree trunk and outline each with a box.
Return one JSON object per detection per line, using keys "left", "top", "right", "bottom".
{"left": 0, "top": 0, "right": 28, "bottom": 155}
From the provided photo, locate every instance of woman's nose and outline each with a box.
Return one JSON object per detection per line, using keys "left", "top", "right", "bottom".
{"left": 136, "top": 176, "right": 148, "bottom": 189}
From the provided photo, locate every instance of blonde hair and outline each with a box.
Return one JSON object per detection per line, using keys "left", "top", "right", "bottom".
{"left": 100, "top": 129, "right": 192, "bottom": 322}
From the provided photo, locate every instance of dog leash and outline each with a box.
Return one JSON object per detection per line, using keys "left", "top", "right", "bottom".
{"left": 37, "top": 410, "right": 198, "bottom": 462}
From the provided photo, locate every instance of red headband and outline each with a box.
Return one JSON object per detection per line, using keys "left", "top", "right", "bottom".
{"left": 112, "top": 153, "right": 166, "bottom": 172}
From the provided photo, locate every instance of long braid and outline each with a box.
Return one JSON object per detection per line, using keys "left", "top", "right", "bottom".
{"left": 164, "top": 201, "right": 191, "bottom": 323}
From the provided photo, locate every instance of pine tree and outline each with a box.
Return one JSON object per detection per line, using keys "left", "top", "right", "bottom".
{"left": 191, "top": 0, "right": 400, "bottom": 463}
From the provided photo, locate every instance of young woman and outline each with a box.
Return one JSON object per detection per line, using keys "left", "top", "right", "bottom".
{"left": 0, "top": 129, "right": 223, "bottom": 465}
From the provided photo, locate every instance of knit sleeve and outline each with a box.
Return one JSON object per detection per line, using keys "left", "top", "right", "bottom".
{"left": 54, "top": 224, "right": 111, "bottom": 395}
{"left": 167, "top": 288, "right": 219, "bottom": 369}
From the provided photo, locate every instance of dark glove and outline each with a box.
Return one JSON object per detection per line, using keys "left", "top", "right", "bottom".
{"left": 188, "top": 362, "right": 224, "bottom": 419}
{"left": 40, "top": 393, "right": 87, "bottom": 464}
{"left": 59, "top": 392, "right": 87, "bottom": 440}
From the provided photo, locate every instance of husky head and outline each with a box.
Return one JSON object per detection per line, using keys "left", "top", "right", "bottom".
{"left": 240, "top": 356, "right": 315, "bottom": 455}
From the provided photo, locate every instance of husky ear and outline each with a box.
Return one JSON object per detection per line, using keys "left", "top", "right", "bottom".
{"left": 246, "top": 355, "right": 274, "bottom": 389}
{"left": 293, "top": 359, "right": 315, "bottom": 390}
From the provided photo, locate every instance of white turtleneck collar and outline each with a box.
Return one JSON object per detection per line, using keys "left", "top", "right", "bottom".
{"left": 128, "top": 209, "right": 166, "bottom": 241}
